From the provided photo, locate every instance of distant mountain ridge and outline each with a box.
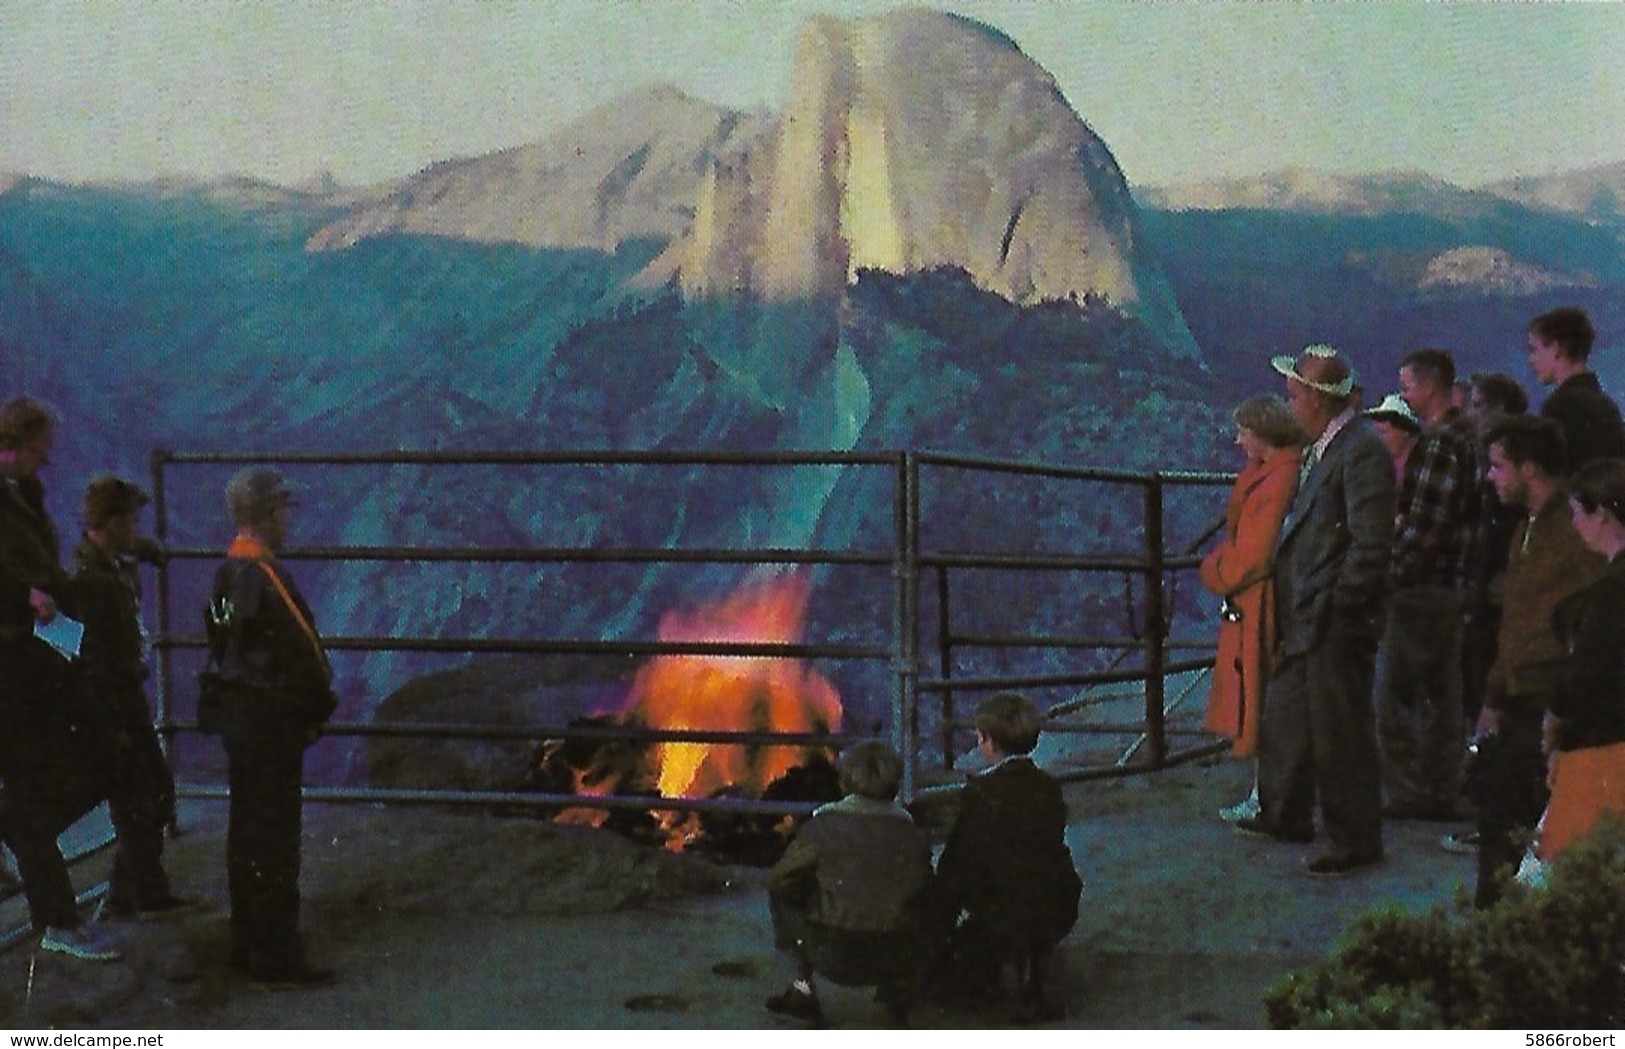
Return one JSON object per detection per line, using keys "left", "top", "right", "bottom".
{"left": 1483, "top": 161, "right": 1625, "bottom": 221}
{"left": 1140, "top": 163, "right": 1625, "bottom": 222}
{"left": 304, "top": 9, "right": 1197, "bottom": 361}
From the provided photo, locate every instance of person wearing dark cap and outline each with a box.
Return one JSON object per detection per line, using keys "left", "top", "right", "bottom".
{"left": 1236, "top": 345, "right": 1395, "bottom": 876}
{"left": 0, "top": 396, "right": 121, "bottom": 960}
{"left": 1363, "top": 393, "right": 1423, "bottom": 487}
{"left": 74, "top": 475, "right": 199, "bottom": 920}
{"left": 204, "top": 468, "right": 337, "bottom": 989}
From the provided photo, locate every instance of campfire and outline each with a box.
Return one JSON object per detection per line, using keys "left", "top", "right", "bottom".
{"left": 532, "top": 571, "right": 844, "bottom": 856}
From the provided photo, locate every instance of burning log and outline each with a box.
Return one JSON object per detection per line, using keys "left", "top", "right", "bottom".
{"left": 517, "top": 571, "right": 849, "bottom": 861}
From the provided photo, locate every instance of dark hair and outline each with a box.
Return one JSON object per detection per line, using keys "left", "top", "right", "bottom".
{"left": 1470, "top": 372, "right": 1529, "bottom": 416}
{"left": 974, "top": 691, "right": 1042, "bottom": 756}
{"left": 1485, "top": 415, "right": 1567, "bottom": 479}
{"left": 1529, "top": 307, "right": 1596, "bottom": 362}
{"left": 1232, "top": 394, "right": 1307, "bottom": 449}
{"left": 1570, "top": 459, "right": 1625, "bottom": 525}
{"left": 0, "top": 395, "right": 58, "bottom": 450}
{"left": 1400, "top": 347, "right": 1457, "bottom": 389}
{"left": 837, "top": 740, "right": 904, "bottom": 801}
{"left": 83, "top": 475, "right": 151, "bottom": 530}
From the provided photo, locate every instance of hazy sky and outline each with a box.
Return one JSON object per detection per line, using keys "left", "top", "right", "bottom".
{"left": 4, "top": 1, "right": 1623, "bottom": 190}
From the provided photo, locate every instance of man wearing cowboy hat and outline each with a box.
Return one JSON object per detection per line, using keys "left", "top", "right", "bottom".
{"left": 1236, "top": 345, "right": 1396, "bottom": 876}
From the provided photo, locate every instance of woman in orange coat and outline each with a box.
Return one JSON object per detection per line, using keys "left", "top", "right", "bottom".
{"left": 1200, "top": 395, "right": 1306, "bottom": 821}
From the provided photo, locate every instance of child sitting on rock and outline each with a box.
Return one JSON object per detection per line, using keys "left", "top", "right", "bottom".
{"left": 765, "top": 740, "right": 934, "bottom": 1027}
{"left": 932, "top": 691, "right": 1082, "bottom": 1022}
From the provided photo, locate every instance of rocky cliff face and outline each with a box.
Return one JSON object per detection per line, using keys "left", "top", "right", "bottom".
{"left": 677, "top": 10, "right": 1148, "bottom": 310}
{"left": 305, "top": 85, "right": 772, "bottom": 253}
{"left": 304, "top": 9, "right": 1194, "bottom": 359}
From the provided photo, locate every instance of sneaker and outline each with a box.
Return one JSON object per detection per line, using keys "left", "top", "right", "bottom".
{"left": 40, "top": 924, "right": 122, "bottom": 962}
{"left": 1440, "top": 831, "right": 1480, "bottom": 854}
{"left": 1218, "top": 794, "right": 1261, "bottom": 823}
{"left": 248, "top": 965, "right": 338, "bottom": 992}
{"left": 765, "top": 985, "right": 825, "bottom": 1025}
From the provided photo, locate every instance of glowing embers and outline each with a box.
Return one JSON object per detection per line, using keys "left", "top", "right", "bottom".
{"left": 631, "top": 571, "right": 841, "bottom": 801}
{"left": 535, "top": 570, "right": 843, "bottom": 852}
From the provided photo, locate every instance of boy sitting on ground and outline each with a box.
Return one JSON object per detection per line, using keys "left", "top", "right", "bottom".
{"left": 932, "top": 691, "right": 1082, "bottom": 1021}
{"left": 765, "top": 740, "right": 934, "bottom": 1027}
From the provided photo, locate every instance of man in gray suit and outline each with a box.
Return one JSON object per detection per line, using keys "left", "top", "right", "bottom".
{"left": 1237, "top": 345, "right": 1396, "bottom": 876}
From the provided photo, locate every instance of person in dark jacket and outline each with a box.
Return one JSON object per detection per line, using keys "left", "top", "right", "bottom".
{"left": 1467, "top": 418, "right": 1603, "bottom": 906}
{"left": 1529, "top": 459, "right": 1625, "bottom": 867}
{"left": 74, "top": 475, "right": 198, "bottom": 919}
{"left": 765, "top": 740, "right": 932, "bottom": 1027}
{"left": 0, "top": 396, "right": 120, "bottom": 961}
{"left": 1527, "top": 307, "right": 1625, "bottom": 471}
{"left": 206, "top": 468, "right": 337, "bottom": 989}
{"left": 933, "top": 691, "right": 1082, "bottom": 1022}
{"left": 1241, "top": 345, "right": 1396, "bottom": 876}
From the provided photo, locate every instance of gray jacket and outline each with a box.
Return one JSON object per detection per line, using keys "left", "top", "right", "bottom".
{"left": 1274, "top": 417, "right": 1396, "bottom": 658}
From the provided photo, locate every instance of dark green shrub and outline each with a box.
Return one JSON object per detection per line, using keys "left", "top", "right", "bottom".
{"left": 1267, "top": 822, "right": 1625, "bottom": 1028}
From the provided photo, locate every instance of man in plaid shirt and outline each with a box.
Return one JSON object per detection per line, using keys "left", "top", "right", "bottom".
{"left": 1377, "top": 348, "right": 1482, "bottom": 820}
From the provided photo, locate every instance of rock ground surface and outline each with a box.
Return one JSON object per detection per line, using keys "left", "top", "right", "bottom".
{"left": 0, "top": 756, "right": 1474, "bottom": 1030}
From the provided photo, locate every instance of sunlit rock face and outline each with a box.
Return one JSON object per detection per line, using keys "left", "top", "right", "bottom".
{"left": 305, "top": 84, "right": 772, "bottom": 254}
{"left": 678, "top": 10, "right": 1145, "bottom": 308}
{"left": 303, "top": 8, "right": 1178, "bottom": 336}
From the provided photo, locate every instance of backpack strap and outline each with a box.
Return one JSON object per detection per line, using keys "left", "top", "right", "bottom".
{"left": 251, "top": 559, "right": 332, "bottom": 683}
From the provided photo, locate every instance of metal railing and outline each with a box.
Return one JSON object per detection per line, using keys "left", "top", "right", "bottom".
{"left": 910, "top": 453, "right": 1233, "bottom": 778}
{"left": 142, "top": 448, "right": 1232, "bottom": 810}
{"left": 3, "top": 447, "right": 1235, "bottom": 942}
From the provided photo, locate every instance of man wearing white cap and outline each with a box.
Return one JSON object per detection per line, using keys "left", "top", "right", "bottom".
{"left": 1236, "top": 345, "right": 1396, "bottom": 876}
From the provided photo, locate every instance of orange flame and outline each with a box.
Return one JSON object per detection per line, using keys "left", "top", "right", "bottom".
{"left": 623, "top": 571, "right": 842, "bottom": 802}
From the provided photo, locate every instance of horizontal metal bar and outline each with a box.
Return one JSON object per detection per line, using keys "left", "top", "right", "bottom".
{"left": 918, "top": 551, "right": 1204, "bottom": 571}
{"left": 944, "top": 721, "right": 1216, "bottom": 737}
{"left": 155, "top": 449, "right": 902, "bottom": 468}
{"left": 157, "top": 635, "right": 890, "bottom": 660}
{"left": 916, "top": 657, "right": 1216, "bottom": 694}
{"left": 167, "top": 720, "right": 865, "bottom": 747}
{"left": 174, "top": 784, "right": 822, "bottom": 818}
{"left": 945, "top": 633, "right": 1217, "bottom": 652}
{"left": 915, "top": 450, "right": 1236, "bottom": 487}
{"left": 915, "top": 451, "right": 1157, "bottom": 484}
{"left": 159, "top": 545, "right": 896, "bottom": 567}
{"left": 158, "top": 544, "right": 1204, "bottom": 572}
